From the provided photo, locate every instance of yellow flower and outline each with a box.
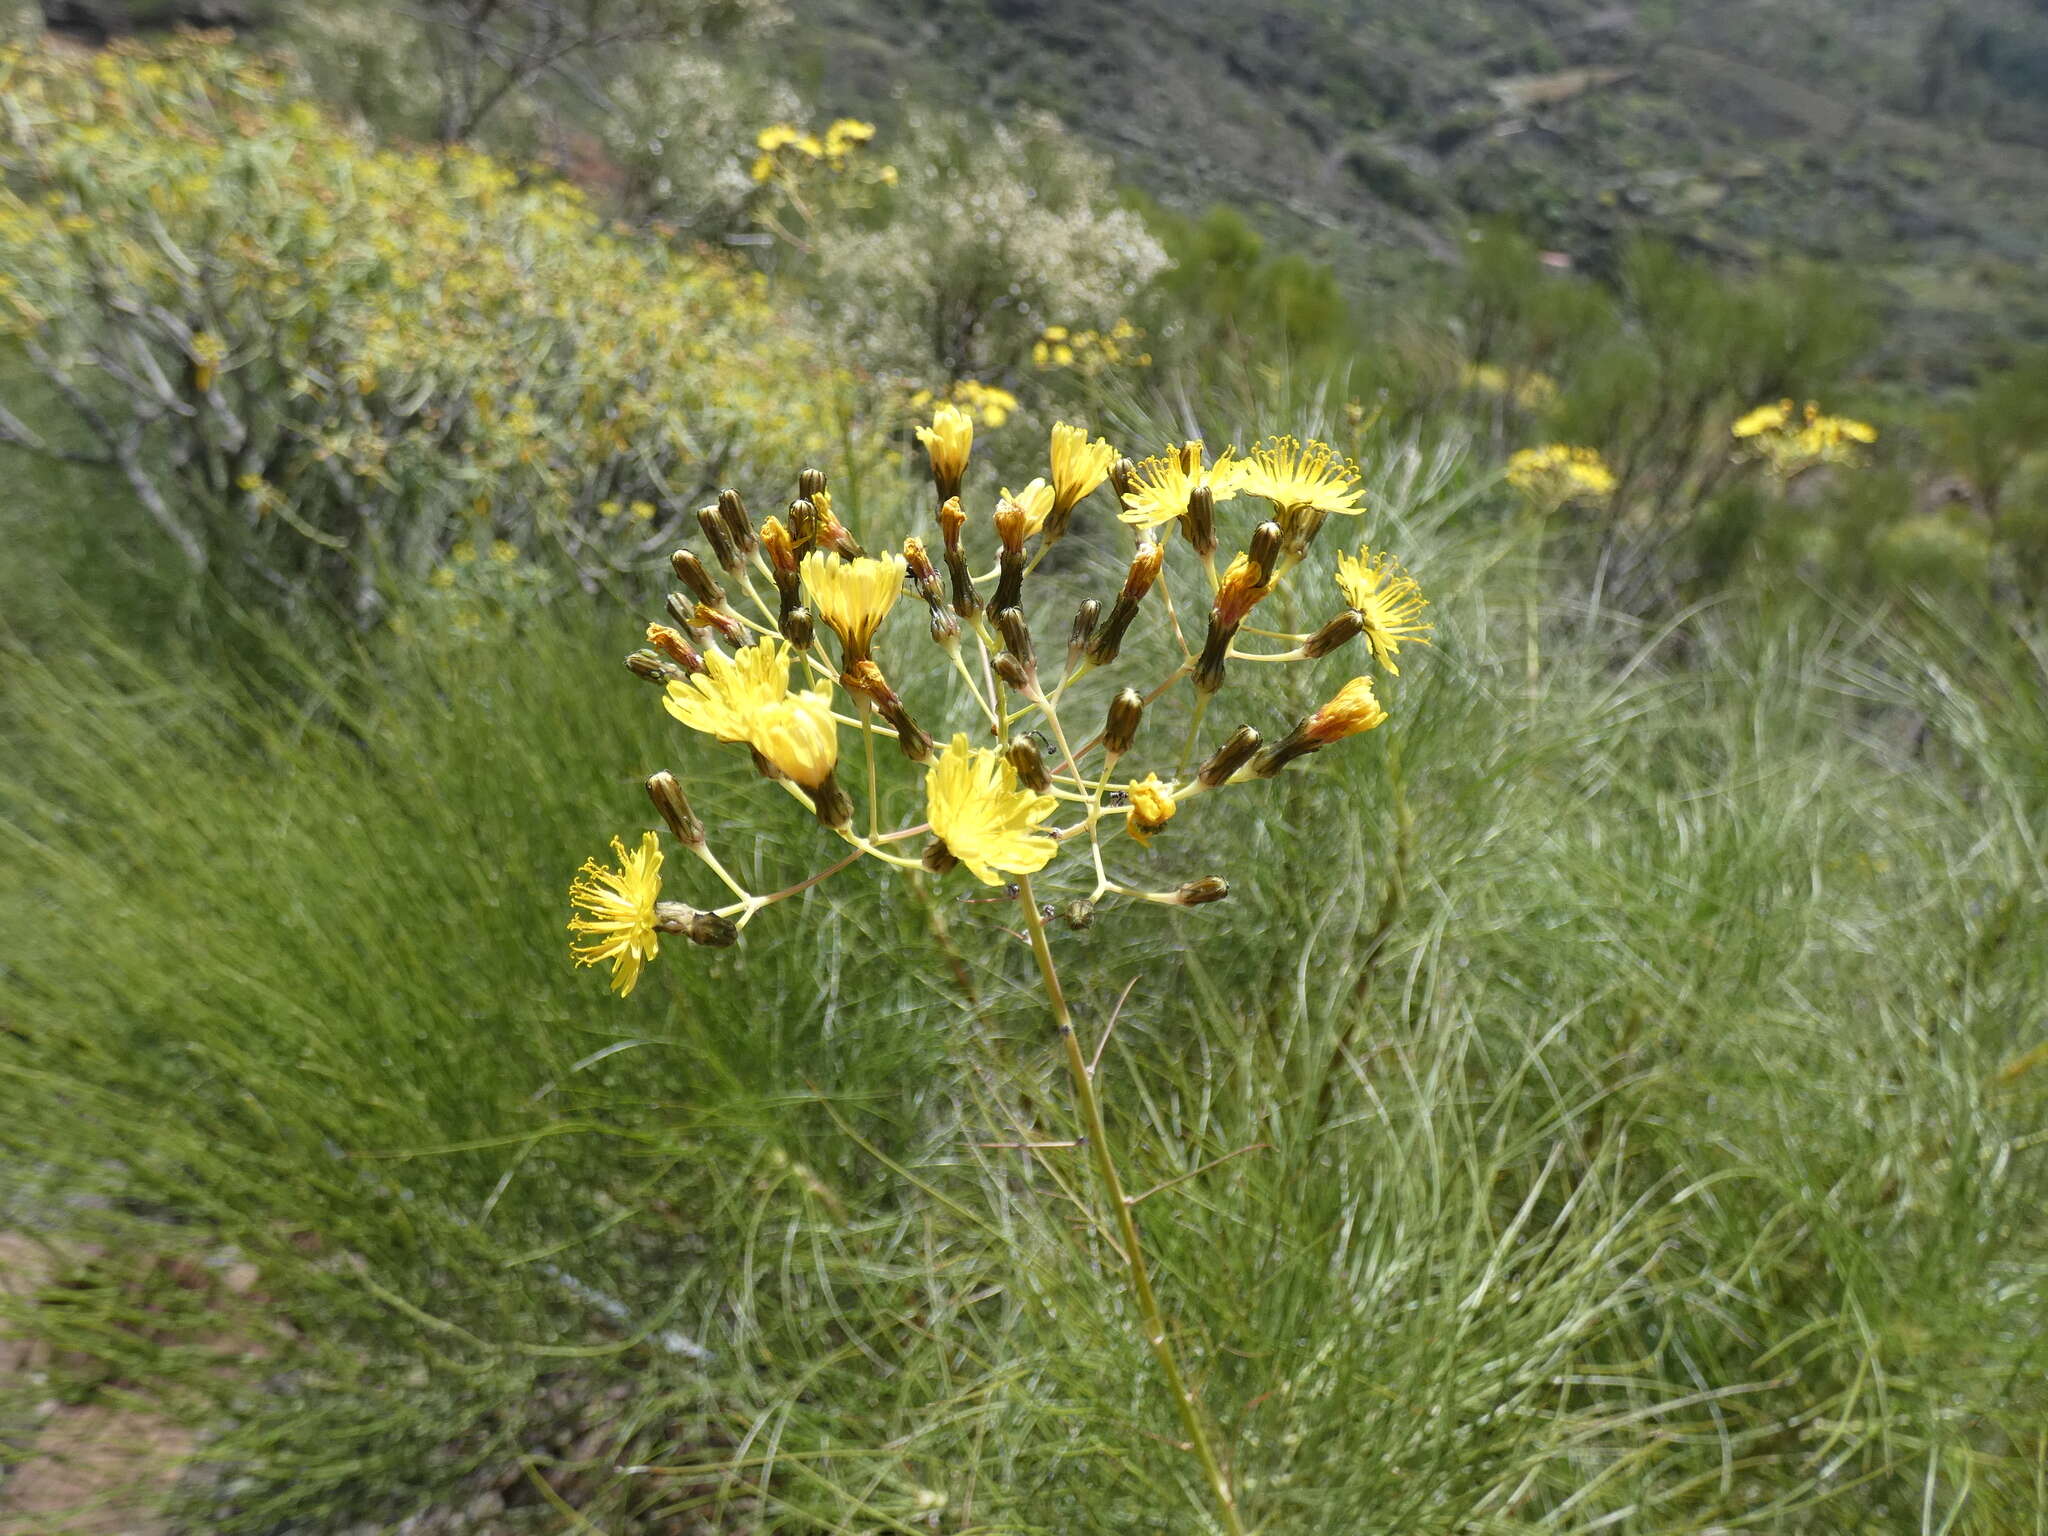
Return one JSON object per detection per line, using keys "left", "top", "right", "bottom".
{"left": 755, "top": 123, "right": 800, "bottom": 152}
{"left": 1334, "top": 550, "right": 1433, "bottom": 675}
{"left": 1731, "top": 400, "right": 1792, "bottom": 439}
{"left": 1119, "top": 440, "right": 1241, "bottom": 531}
{"left": 998, "top": 479, "right": 1056, "bottom": 539}
{"left": 801, "top": 550, "right": 906, "bottom": 661}
{"left": 1125, "top": 774, "right": 1177, "bottom": 846}
{"left": 1504, "top": 444, "right": 1616, "bottom": 505}
{"left": 925, "top": 733, "right": 1058, "bottom": 885}
{"left": 916, "top": 402, "right": 973, "bottom": 497}
{"left": 568, "top": 831, "right": 663, "bottom": 997}
{"left": 1304, "top": 677, "right": 1388, "bottom": 744}
{"left": 1235, "top": 435, "right": 1365, "bottom": 517}
{"left": 752, "top": 686, "right": 839, "bottom": 788}
{"left": 1732, "top": 401, "right": 1875, "bottom": 477}
{"left": 1048, "top": 421, "right": 1116, "bottom": 514}
{"left": 664, "top": 637, "right": 798, "bottom": 743}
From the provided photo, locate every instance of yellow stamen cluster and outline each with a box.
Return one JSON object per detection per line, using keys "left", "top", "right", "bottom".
{"left": 1236, "top": 435, "right": 1366, "bottom": 517}
{"left": 1334, "top": 550, "right": 1434, "bottom": 675}
{"left": 567, "top": 832, "right": 664, "bottom": 997}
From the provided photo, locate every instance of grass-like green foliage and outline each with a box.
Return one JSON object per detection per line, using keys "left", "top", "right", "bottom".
{"left": 4, "top": 435, "right": 2046, "bottom": 1531}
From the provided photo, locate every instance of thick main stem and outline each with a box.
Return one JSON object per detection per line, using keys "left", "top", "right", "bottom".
{"left": 1013, "top": 874, "right": 1246, "bottom": 1536}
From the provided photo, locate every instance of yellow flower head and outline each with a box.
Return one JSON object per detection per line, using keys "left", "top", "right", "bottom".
{"left": 1731, "top": 400, "right": 1792, "bottom": 439}
{"left": 752, "top": 686, "right": 840, "bottom": 789}
{"left": 917, "top": 403, "right": 973, "bottom": 497}
{"left": 802, "top": 550, "right": 906, "bottom": 661}
{"left": 1119, "top": 440, "right": 1241, "bottom": 531}
{"left": 925, "top": 733, "right": 1058, "bottom": 885}
{"left": 1504, "top": 444, "right": 1616, "bottom": 506}
{"left": 1304, "top": 677, "right": 1389, "bottom": 745}
{"left": 1048, "top": 421, "right": 1116, "bottom": 514}
{"left": 1334, "top": 549, "right": 1433, "bottom": 675}
{"left": 664, "top": 637, "right": 796, "bottom": 743}
{"left": 1732, "top": 400, "right": 1876, "bottom": 476}
{"left": 756, "top": 123, "right": 801, "bottom": 153}
{"left": 1125, "top": 773, "right": 1177, "bottom": 846}
{"left": 1235, "top": 435, "right": 1366, "bottom": 517}
{"left": 998, "top": 479, "right": 1057, "bottom": 540}
{"left": 568, "top": 831, "right": 663, "bottom": 997}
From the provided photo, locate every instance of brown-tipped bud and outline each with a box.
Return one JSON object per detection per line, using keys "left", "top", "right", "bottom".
{"left": 809, "top": 769, "right": 854, "bottom": 830}
{"left": 1103, "top": 687, "right": 1144, "bottom": 757}
{"left": 780, "top": 604, "right": 814, "bottom": 648}
{"left": 992, "top": 547, "right": 1026, "bottom": 613}
{"left": 697, "top": 506, "right": 741, "bottom": 573}
{"left": 993, "top": 496, "right": 1029, "bottom": 553}
{"left": 1121, "top": 539, "right": 1164, "bottom": 602}
{"left": 930, "top": 608, "right": 961, "bottom": 646}
{"left": 788, "top": 497, "right": 819, "bottom": 553}
{"left": 1088, "top": 594, "right": 1141, "bottom": 666}
{"left": 645, "top": 622, "right": 705, "bottom": 674}
{"left": 645, "top": 771, "right": 705, "bottom": 846}
{"left": 1062, "top": 899, "right": 1096, "bottom": 931}
{"left": 1193, "top": 616, "right": 1234, "bottom": 695}
{"left": 717, "top": 487, "right": 756, "bottom": 557}
{"left": 671, "top": 549, "right": 725, "bottom": 607}
{"left": 922, "top": 837, "right": 959, "bottom": 875}
{"left": 1108, "top": 456, "right": 1139, "bottom": 503}
{"left": 1182, "top": 484, "right": 1217, "bottom": 557}
{"left": 993, "top": 652, "right": 1030, "bottom": 690}
{"left": 797, "top": 467, "right": 827, "bottom": 501}
{"left": 654, "top": 901, "right": 738, "bottom": 946}
{"left": 1302, "top": 609, "right": 1364, "bottom": 659}
{"left": 995, "top": 606, "right": 1035, "bottom": 670}
{"left": 1248, "top": 520, "right": 1284, "bottom": 577}
{"left": 1197, "top": 725, "right": 1262, "bottom": 787}
{"left": 937, "top": 498, "right": 980, "bottom": 618}
{"left": 1173, "top": 877, "right": 1230, "bottom": 907}
{"left": 937, "top": 495, "right": 966, "bottom": 554}
{"left": 664, "top": 590, "right": 694, "bottom": 630}
{"left": 878, "top": 696, "right": 934, "bottom": 762}
{"left": 1067, "top": 599, "right": 1100, "bottom": 672}
{"left": 627, "top": 649, "right": 685, "bottom": 685}
{"left": 1006, "top": 734, "right": 1052, "bottom": 792}
{"left": 902, "top": 536, "right": 942, "bottom": 598}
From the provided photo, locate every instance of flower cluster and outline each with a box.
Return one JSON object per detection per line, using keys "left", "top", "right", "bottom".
{"left": 1504, "top": 444, "right": 1619, "bottom": 509}
{"left": 568, "top": 415, "right": 1433, "bottom": 995}
{"left": 1032, "top": 319, "right": 1152, "bottom": 374}
{"left": 750, "top": 117, "right": 896, "bottom": 186}
{"left": 1463, "top": 361, "right": 1560, "bottom": 413}
{"left": 1732, "top": 399, "right": 1877, "bottom": 479}
{"left": 907, "top": 380, "right": 1020, "bottom": 430}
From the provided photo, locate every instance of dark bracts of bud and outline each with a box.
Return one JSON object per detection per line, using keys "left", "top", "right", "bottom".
{"left": 671, "top": 549, "right": 725, "bottom": 607}
{"left": 1181, "top": 484, "right": 1217, "bottom": 558}
{"left": 938, "top": 498, "right": 980, "bottom": 619}
{"left": 1193, "top": 616, "right": 1234, "bottom": 695}
{"left": 1247, "top": 520, "right": 1284, "bottom": 576}
{"left": 697, "top": 506, "right": 740, "bottom": 573}
{"left": 654, "top": 901, "right": 741, "bottom": 947}
{"left": 1006, "top": 734, "right": 1052, "bottom": 792}
{"left": 627, "top": 649, "right": 686, "bottom": 685}
{"left": 1108, "top": 457, "right": 1139, "bottom": 505}
{"left": 921, "top": 837, "right": 959, "bottom": 875}
{"left": 992, "top": 547, "right": 1026, "bottom": 613}
{"left": 692, "top": 602, "right": 748, "bottom": 648}
{"left": 995, "top": 606, "right": 1035, "bottom": 670}
{"left": 993, "top": 652, "right": 1030, "bottom": 690}
{"left": 1303, "top": 609, "right": 1364, "bottom": 659}
{"left": 1174, "top": 877, "right": 1230, "bottom": 907}
{"left": 780, "top": 603, "right": 814, "bottom": 648}
{"left": 797, "top": 467, "right": 827, "bottom": 501}
{"left": 1278, "top": 502, "right": 1331, "bottom": 563}
{"left": 809, "top": 769, "right": 854, "bottom": 830}
{"left": 878, "top": 697, "right": 934, "bottom": 762}
{"left": 1062, "top": 899, "right": 1096, "bottom": 931}
{"left": 1088, "top": 594, "right": 1142, "bottom": 666}
{"left": 1067, "top": 599, "right": 1100, "bottom": 672}
{"left": 1250, "top": 727, "right": 1321, "bottom": 779}
{"left": 788, "top": 498, "right": 819, "bottom": 554}
{"left": 717, "top": 488, "right": 756, "bottom": 558}
{"left": 645, "top": 771, "right": 705, "bottom": 847}
{"left": 1104, "top": 688, "right": 1144, "bottom": 758}
{"left": 1196, "top": 725, "right": 1262, "bottom": 787}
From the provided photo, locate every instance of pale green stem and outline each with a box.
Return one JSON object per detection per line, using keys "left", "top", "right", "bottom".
{"left": 1012, "top": 874, "right": 1246, "bottom": 1536}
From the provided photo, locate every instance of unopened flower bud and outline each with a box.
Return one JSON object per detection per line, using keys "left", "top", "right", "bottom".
{"left": 717, "top": 487, "right": 756, "bottom": 557}
{"left": 1302, "top": 609, "right": 1364, "bottom": 659}
{"left": 1006, "top": 734, "right": 1052, "bottom": 792}
{"left": 1182, "top": 484, "right": 1217, "bottom": 557}
{"left": 1121, "top": 539, "right": 1164, "bottom": 602}
{"left": 1062, "top": 900, "right": 1096, "bottom": 931}
{"left": 788, "top": 497, "right": 819, "bottom": 552}
{"left": 645, "top": 771, "right": 705, "bottom": 846}
{"left": 693, "top": 602, "right": 748, "bottom": 647}
{"left": 1196, "top": 725, "right": 1262, "bottom": 786}
{"left": 697, "top": 506, "right": 740, "bottom": 573}
{"left": 1067, "top": 599, "right": 1100, "bottom": 672}
{"left": 780, "top": 603, "right": 814, "bottom": 648}
{"left": 1174, "top": 877, "right": 1230, "bottom": 907}
{"left": 995, "top": 605, "right": 1034, "bottom": 669}
{"left": 1103, "top": 687, "right": 1144, "bottom": 757}
{"left": 938, "top": 498, "right": 980, "bottom": 618}
{"left": 1247, "top": 520, "right": 1283, "bottom": 577}
{"left": 797, "top": 467, "right": 827, "bottom": 501}
{"left": 993, "top": 546, "right": 1026, "bottom": 612}
{"left": 655, "top": 901, "right": 740, "bottom": 947}
{"left": 1108, "top": 456, "right": 1139, "bottom": 503}
{"left": 671, "top": 549, "right": 725, "bottom": 607}
{"left": 627, "top": 649, "right": 684, "bottom": 685}
{"left": 993, "top": 652, "right": 1030, "bottom": 690}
